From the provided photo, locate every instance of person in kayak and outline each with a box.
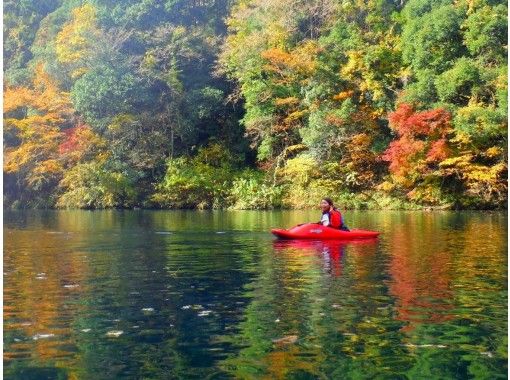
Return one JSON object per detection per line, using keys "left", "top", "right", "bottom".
{"left": 319, "top": 198, "right": 350, "bottom": 231}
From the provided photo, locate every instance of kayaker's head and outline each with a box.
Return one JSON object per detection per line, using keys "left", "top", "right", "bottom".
{"left": 320, "top": 198, "right": 334, "bottom": 212}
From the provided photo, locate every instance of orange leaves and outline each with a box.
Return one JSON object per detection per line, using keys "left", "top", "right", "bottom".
{"left": 59, "top": 125, "right": 98, "bottom": 153}
{"left": 426, "top": 139, "right": 450, "bottom": 162}
{"left": 383, "top": 103, "right": 453, "bottom": 180}
{"left": 3, "top": 63, "right": 75, "bottom": 189}
{"left": 388, "top": 103, "right": 451, "bottom": 138}
{"left": 27, "top": 159, "right": 64, "bottom": 188}
{"left": 383, "top": 136, "right": 425, "bottom": 177}
{"left": 4, "top": 62, "right": 73, "bottom": 123}
{"left": 485, "top": 146, "right": 504, "bottom": 158}
{"left": 4, "top": 87, "right": 35, "bottom": 113}
{"left": 261, "top": 41, "right": 319, "bottom": 81}
{"left": 383, "top": 102, "right": 507, "bottom": 205}
{"left": 274, "top": 97, "right": 300, "bottom": 107}
{"left": 341, "top": 133, "right": 380, "bottom": 187}
{"left": 59, "top": 124, "right": 106, "bottom": 165}
{"left": 332, "top": 90, "right": 354, "bottom": 101}
{"left": 5, "top": 138, "right": 63, "bottom": 196}
{"left": 4, "top": 64, "right": 71, "bottom": 145}
{"left": 261, "top": 48, "right": 293, "bottom": 68}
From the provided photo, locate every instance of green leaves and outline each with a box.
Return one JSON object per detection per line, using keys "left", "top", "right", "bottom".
{"left": 57, "top": 162, "right": 138, "bottom": 209}
{"left": 435, "top": 58, "right": 480, "bottom": 104}
{"left": 71, "top": 64, "right": 149, "bottom": 129}
{"left": 402, "top": 3, "right": 464, "bottom": 74}
{"left": 151, "top": 143, "right": 239, "bottom": 209}
{"left": 463, "top": 4, "right": 507, "bottom": 62}
{"left": 3, "top": 0, "right": 507, "bottom": 209}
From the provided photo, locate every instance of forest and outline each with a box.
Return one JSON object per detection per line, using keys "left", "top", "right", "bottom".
{"left": 3, "top": 0, "right": 507, "bottom": 209}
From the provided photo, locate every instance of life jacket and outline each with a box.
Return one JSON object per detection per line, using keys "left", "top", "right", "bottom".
{"left": 328, "top": 208, "right": 343, "bottom": 229}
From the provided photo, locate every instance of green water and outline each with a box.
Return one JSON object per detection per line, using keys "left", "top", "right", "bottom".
{"left": 3, "top": 210, "right": 508, "bottom": 379}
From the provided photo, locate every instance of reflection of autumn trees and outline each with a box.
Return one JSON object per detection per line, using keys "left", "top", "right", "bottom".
{"left": 261, "top": 346, "right": 319, "bottom": 380}
{"left": 386, "top": 213, "right": 456, "bottom": 332}
{"left": 221, "top": 241, "right": 326, "bottom": 378}
{"left": 385, "top": 212, "right": 508, "bottom": 378}
{"left": 4, "top": 230, "right": 89, "bottom": 376}
{"left": 223, "top": 238, "right": 410, "bottom": 379}
{"left": 452, "top": 217, "right": 507, "bottom": 285}
{"left": 323, "top": 240, "right": 413, "bottom": 378}
{"left": 5, "top": 210, "right": 507, "bottom": 379}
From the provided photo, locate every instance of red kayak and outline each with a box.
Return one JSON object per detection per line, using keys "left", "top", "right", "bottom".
{"left": 271, "top": 223, "right": 380, "bottom": 240}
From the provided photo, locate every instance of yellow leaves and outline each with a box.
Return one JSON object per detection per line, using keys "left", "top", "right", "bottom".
{"left": 464, "top": 162, "right": 506, "bottom": 183}
{"left": 341, "top": 50, "right": 388, "bottom": 101}
{"left": 55, "top": 4, "right": 99, "bottom": 77}
{"left": 107, "top": 114, "right": 137, "bottom": 132}
{"left": 27, "top": 160, "right": 64, "bottom": 187}
{"left": 172, "top": 25, "right": 187, "bottom": 38}
{"left": 465, "top": 0, "right": 486, "bottom": 14}
{"left": 96, "top": 152, "right": 111, "bottom": 163}
{"left": 3, "top": 63, "right": 73, "bottom": 190}
{"left": 283, "top": 144, "right": 308, "bottom": 158}
{"left": 494, "top": 71, "right": 507, "bottom": 90}
{"left": 485, "top": 146, "right": 503, "bottom": 158}
{"left": 350, "top": 133, "right": 372, "bottom": 147}
{"left": 284, "top": 110, "right": 307, "bottom": 123}
{"left": 341, "top": 51, "right": 363, "bottom": 77}
{"left": 377, "top": 181, "right": 396, "bottom": 192}
{"left": 70, "top": 67, "right": 90, "bottom": 79}
{"left": 333, "top": 90, "right": 354, "bottom": 101}
{"left": 449, "top": 131, "right": 472, "bottom": 146}
{"left": 406, "top": 184, "right": 444, "bottom": 204}
{"left": 274, "top": 97, "right": 300, "bottom": 106}
{"left": 4, "top": 130, "right": 60, "bottom": 175}
{"left": 36, "top": 159, "right": 63, "bottom": 174}
{"left": 3, "top": 148, "right": 20, "bottom": 173}
{"left": 399, "top": 66, "right": 413, "bottom": 83}
{"left": 30, "top": 63, "right": 73, "bottom": 118}
{"left": 4, "top": 87, "right": 35, "bottom": 113}
{"left": 439, "top": 150, "right": 507, "bottom": 201}
{"left": 294, "top": 40, "right": 321, "bottom": 63}
{"left": 5, "top": 64, "right": 73, "bottom": 131}
{"left": 341, "top": 45, "right": 399, "bottom": 103}
{"left": 142, "top": 52, "right": 158, "bottom": 70}
{"left": 439, "top": 155, "right": 472, "bottom": 169}
{"left": 266, "top": 24, "right": 289, "bottom": 49}
{"left": 281, "top": 155, "right": 319, "bottom": 185}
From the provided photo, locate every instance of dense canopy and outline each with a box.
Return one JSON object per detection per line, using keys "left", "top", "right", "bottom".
{"left": 3, "top": 0, "right": 507, "bottom": 209}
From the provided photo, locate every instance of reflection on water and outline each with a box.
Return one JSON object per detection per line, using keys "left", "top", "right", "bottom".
{"left": 4, "top": 210, "right": 507, "bottom": 379}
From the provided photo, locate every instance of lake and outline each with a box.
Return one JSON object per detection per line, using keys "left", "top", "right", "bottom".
{"left": 4, "top": 210, "right": 508, "bottom": 379}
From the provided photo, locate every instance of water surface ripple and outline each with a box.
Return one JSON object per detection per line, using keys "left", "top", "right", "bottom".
{"left": 4, "top": 210, "right": 507, "bottom": 379}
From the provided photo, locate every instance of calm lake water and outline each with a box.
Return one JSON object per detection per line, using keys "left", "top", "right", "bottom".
{"left": 4, "top": 210, "right": 508, "bottom": 379}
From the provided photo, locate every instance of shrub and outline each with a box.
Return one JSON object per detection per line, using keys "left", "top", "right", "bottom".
{"left": 56, "top": 162, "right": 137, "bottom": 209}
{"left": 230, "top": 171, "right": 284, "bottom": 209}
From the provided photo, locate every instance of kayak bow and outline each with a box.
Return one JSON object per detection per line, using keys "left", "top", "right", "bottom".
{"left": 271, "top": 223, "right": 379, "bottom": 240}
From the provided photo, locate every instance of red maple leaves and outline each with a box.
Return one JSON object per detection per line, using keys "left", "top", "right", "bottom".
{"left": 382, "top": 103, "right": 452, "bottom": 177}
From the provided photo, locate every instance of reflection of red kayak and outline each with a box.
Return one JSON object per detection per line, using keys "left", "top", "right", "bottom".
{"left": 271, "top": 223, "right": 380, "bottom": 240}
{"left": 273, "top": 238, "right": 378, "bottom": 251}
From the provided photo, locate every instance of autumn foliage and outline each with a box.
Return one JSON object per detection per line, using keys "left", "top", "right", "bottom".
{"left": 3, "top": 0, "right": 507, "bottom": 209}
{"left": 382, "top": 104, "right": 452, "bottom": 179}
